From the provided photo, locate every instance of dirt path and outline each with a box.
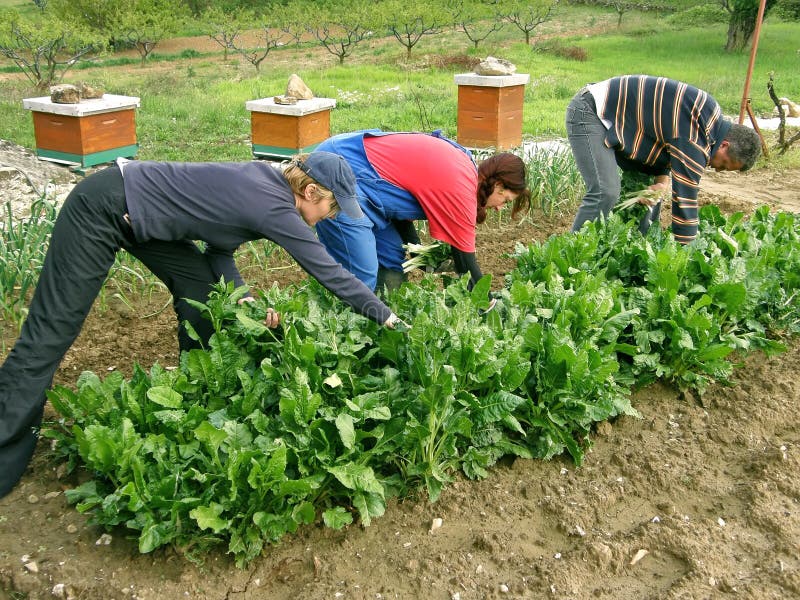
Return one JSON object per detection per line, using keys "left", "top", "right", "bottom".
{"left": 701, "top": 167, "right": 800, "bottom": 214}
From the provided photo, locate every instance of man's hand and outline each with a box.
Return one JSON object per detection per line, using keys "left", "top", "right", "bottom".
{"left": 639, "top": 177, "right": 670, "bottom": 206}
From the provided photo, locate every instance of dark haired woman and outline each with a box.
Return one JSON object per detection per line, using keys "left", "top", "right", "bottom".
{"left": 313, "top": 130, "right": 530, "bottom": 292}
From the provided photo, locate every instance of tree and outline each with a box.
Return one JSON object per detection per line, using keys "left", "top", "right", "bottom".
{"left": 202, "top": 6, "right": 246, "bottom": 61}
{"left": 569, "top": 0, "right": 682, "bottom": 26}
{"left": 606, "top": 0, "right": 635, "bottom": 26}
{"left": 180, "top": 0, "right": 213, "bottom": 17}
{"left": 305, "top": 0, "right": 376, "bottom": 65}
{"left": 275, "top": 0, "right": 307, "bottom": 49}
{"left": 380, "top": 0, "right": 450, "bottom": 60}
{"left": 0, "top": 8, "right": 101, "bottom": 90}
{"left": 50, "top": 0, "right": 120, "bottom": 38}
{"left": 116, "top": 0, "right": 187, "bottom": 65}
{"left": 496, "top": 0, "right": 558, "bottom": 45}
{"left": 229, "top": 10, "right": 299, "bottom": 71}
{"left": 719, "top": 0, "right": 778, "bottom": 51}
{"left": 774, "top": 0, "right": 800, "bottom": 20}
{"left": 451, "top": 0, "right": 505, "bottom": 49}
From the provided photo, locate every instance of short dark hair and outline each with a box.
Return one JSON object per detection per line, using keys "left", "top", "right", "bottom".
{"left": 725, "top": 124, "right": 761, "bottom": 172}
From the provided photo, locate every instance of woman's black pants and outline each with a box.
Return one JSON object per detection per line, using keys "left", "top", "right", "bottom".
{"left": 0, "top": 165, "right": 219, "bottom": 498}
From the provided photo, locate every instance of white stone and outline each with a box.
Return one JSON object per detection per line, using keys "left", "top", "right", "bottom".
{"left": 474, "top": 56, "right": 517, "bottom": 76}
{"left": 286, "top": 74, "right": 314, "bottom": 99}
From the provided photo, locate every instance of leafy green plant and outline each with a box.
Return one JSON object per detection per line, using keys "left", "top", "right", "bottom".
{"left": 0, "top": 196, "right": 56, "bottom": 327}
{"left": 42, "top": 204, "right": 800, "bottom": 566}
{"left": 402, "top": 241, "right": 452, "bottom": 273}
{"left": 524, "top": 146, "right": 584, "bottom": 216}
{"left": 512, "top": 206, "right": 799, "bottom": 392}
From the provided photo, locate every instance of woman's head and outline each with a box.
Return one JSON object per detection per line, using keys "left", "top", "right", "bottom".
{"left": 283, "top": 152, "right": 363, "bottom": 225}
{"left": 476, "top": 153, "right": 530, "bottom": 224}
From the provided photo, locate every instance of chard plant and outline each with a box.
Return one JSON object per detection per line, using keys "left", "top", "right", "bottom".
{"left": 41, "top": 206, "right": 800, "bottom": 567}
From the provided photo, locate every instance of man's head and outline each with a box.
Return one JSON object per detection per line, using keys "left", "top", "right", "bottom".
{"left": 709, "top": 124, "right": 761, "bottom": 172}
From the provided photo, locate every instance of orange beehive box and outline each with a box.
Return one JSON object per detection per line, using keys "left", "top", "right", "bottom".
{"left": 454, "top": 73, "right": 530, "bottom": 150}
{"left": 246, "top": 97, "right": 336, "bottom": 159}
{"left": 22, "top": 94, "right": 140, "bottom": 168}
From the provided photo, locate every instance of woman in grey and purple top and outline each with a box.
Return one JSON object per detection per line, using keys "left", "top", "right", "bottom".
{"left": 0, "top": 151, "right": 402, "bottom": 499}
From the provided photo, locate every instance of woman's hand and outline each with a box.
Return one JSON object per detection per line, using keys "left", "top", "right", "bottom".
{"left": 264, "top": 307, "right": 280, "bottom": 328}
{"left": 238, "top": 296, "right": 280, "bottom": 328}
{"left": 384, "top": 313, "right": 410, "bottom": 330}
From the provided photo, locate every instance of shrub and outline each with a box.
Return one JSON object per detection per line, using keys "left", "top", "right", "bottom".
{"left": 666, "top": 4, "right": 728, "bottom": 28}
{"left": 540, "top": 42, "right": 588, "bottom": 61}
{"left": 774, "top": 0, "right": 800, "bottom": 20}
{"left": 425, "top": 54, "right": 481, "bottom": 70}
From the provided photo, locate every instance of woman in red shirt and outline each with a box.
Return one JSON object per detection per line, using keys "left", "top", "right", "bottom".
{"left": 314, "top": 129, "right": 530, "bottom": 291}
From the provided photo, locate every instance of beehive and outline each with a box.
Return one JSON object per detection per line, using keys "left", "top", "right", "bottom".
{"left": 246, "top": 97, "right": 336, "bottom": 159}
{"left": 454, "top": 73, "right": 530, "bottom": 150}
{"left": 22, "top": 94, "right": 140, "bottom": 168}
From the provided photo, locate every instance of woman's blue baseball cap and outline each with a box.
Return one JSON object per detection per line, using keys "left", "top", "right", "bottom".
{"left": 296, "top": 151, "right": 363, "bottom": 219}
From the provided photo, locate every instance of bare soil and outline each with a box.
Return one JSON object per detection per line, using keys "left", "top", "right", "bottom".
{"left": 1, "top": 152, "right": 800, "bottom": 598}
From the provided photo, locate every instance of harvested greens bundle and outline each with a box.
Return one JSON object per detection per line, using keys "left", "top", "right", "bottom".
{"left": 402, "top": 241, "right": 452, "bottom": 273}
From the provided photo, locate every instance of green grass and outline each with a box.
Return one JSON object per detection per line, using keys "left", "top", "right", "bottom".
{"left": 0, "top": 5, "right": 798, "bottom": 327}
{"left": 0, "top": 0, "right": 31, "bottom": 8}
{"left": 562, "top": 22, "right": 800, "bottom": 116}
{"left": 0, "top": 7, "right": 797, "bottom": 164}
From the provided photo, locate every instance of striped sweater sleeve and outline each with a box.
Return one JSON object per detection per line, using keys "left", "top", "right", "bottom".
{"left": 666, "top": 85, "right": 720, "bottom": 243}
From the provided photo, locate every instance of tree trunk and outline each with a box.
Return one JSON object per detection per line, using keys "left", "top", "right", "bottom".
{"left": 724, "top": 0, "right": 778, "bottom": 52}
{"left": 725, "top": 11, "right": 754, "bottom": 51}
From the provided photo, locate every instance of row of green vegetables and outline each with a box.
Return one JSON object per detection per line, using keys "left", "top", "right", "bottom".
{"left": 45, "top": 205, "right": 800, "bottom": 566}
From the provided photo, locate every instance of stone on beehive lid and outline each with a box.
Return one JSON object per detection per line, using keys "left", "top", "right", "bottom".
{"left": 50, "top": 84, "right": 80, "bottom": 104}
{"left": 273, "top": 95, "right": 298, "bottom": 105}
{"left": 79, "top": 82, "right": 105, "bottom": 99}
{"left": 473, "top": 56, "right": 516, "bottom": 76}
{"left": 286, "top": 74, "right": 313, "bottom": 100}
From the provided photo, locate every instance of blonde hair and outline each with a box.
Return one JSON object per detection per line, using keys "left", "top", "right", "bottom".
{"left": 283, "top": 154, "right": 338, "bottom": 210}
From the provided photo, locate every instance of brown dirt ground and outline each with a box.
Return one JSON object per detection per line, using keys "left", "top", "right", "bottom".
{"left": 1, "top": 156, "right": 799, "bottom": 599}
{"left": 2, "top": 17, "right": 800, "bottom": 597}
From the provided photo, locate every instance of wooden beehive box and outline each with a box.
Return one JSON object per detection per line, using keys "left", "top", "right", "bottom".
{"left": 245, "top": 97, "right": 336, "bottom": 159}
{"left": 454, "top": 73, "right": 530, "bottom": 150}
{"left": 22, "top": 94, "right": 140, "bottom": 169}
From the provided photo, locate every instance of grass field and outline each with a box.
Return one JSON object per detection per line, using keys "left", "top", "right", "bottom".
{"left": 0, "top": 5, "right": 797, "bottom": 164}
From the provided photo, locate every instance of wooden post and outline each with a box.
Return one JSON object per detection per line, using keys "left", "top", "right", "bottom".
{"left": 738, "top": 0, "right": 768, "bottom": 125}
{"left": 246, "top": 97, "right": 336, "bottom": 159}
{"left": 454, "top": 73, "right": 530, "bottom": 150}
{"left": 22, "top": 94, "right": 140, "bottom": 169}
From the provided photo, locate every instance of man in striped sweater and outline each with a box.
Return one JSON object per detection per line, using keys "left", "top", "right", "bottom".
{"left": 567, "top": 75, "right": 761, "bottom": 243}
